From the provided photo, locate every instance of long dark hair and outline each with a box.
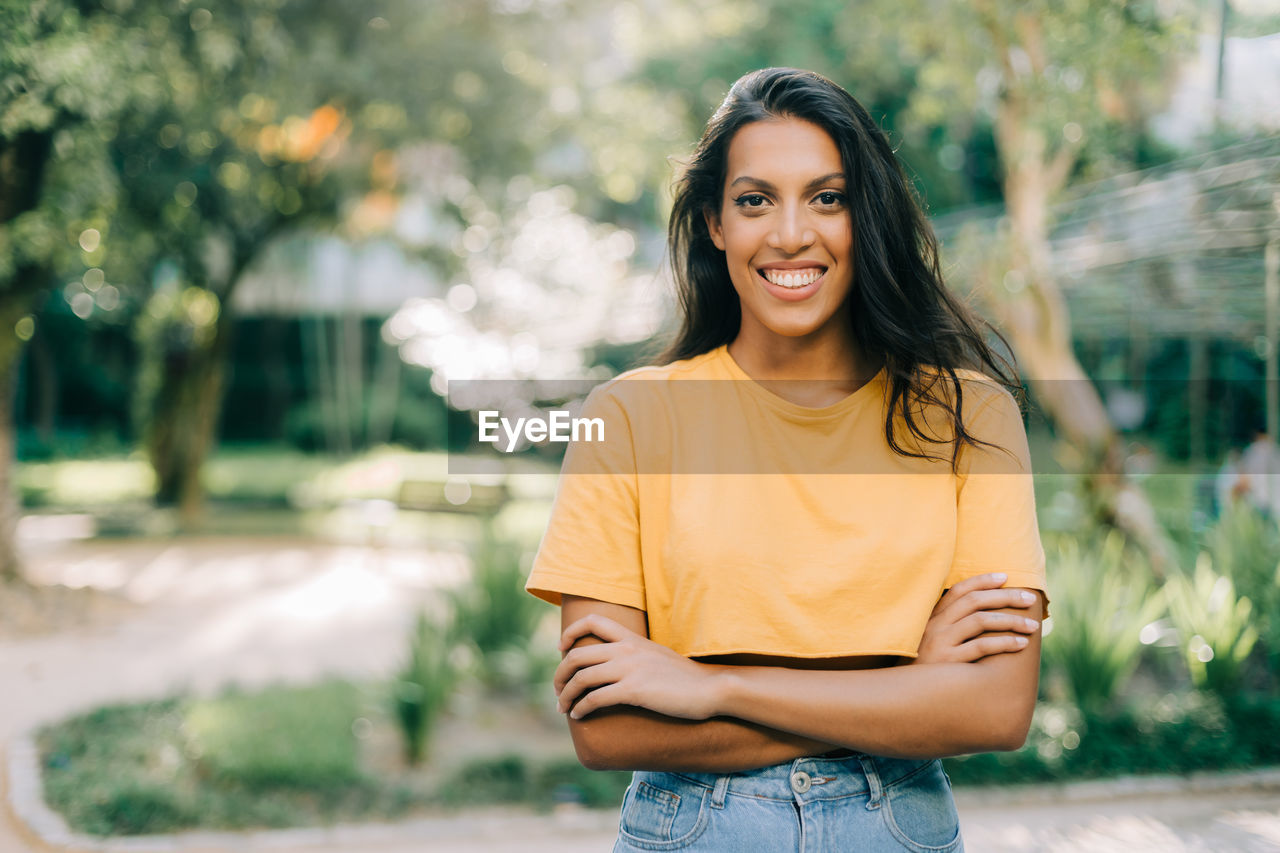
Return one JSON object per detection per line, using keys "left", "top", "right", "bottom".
{"left": 653, "top": 67, "right": 1019, "bottom": 469}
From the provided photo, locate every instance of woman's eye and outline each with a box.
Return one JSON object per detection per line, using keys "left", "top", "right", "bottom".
{"left": 816, "top": 191, "right": 845, "bottom": 207}
{"left": 734, "top": 194, "right": 767, "bottom": 208}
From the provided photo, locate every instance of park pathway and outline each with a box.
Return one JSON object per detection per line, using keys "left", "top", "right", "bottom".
{"left": 1, "top": 532, "right": 1278, "bottom": 852}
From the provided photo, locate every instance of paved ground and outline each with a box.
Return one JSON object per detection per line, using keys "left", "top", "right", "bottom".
{"left": 2, "top": 530, "right": 1278, "bottom": 853}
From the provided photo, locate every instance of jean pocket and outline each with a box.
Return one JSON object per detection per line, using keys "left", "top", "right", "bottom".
{"left": 616, "top": 772, "right": 711, "bottom": 851}
{"left": 880, "top": 759, "right": 963, "bottom": 852}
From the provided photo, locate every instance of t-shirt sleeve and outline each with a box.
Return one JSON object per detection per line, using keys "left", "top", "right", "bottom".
{"left": 525, "top": 384, "right": 646, "bottom": 610}
{"left": 945, "top": 383, "right": 1049, "bottom": 614}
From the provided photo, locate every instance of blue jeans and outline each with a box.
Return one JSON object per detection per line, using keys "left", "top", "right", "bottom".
{"left": 611, "top": 753, "right": 963, "bottom": 852}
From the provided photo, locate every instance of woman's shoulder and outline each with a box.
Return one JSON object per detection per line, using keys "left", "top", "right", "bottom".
{"left": 914, "top": 364, "right": 1018, "bottom": 411}
{"left": 611, "top": 347, "right": 725, "bottom": 383}
{"left": 897, "top": 365, "right": 1024, "bottom": 449}
{"left": 578, "top": 347, "right": 725, "bottom": 418}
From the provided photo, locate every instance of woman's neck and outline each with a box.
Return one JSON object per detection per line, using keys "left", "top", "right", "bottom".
{"left": 726, "top": 328, "right": 882, "bottom": 408}
{"left": 727, "top": 328, "right": 878, "bottom": 384}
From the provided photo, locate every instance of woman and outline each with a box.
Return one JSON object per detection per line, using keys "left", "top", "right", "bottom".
{"left": 526, "top": 67, "right": 1047, "bottom": 852}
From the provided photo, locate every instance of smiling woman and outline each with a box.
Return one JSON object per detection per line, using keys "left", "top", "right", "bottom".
{"left": 526, "top": 68, "right": 1046, "bottom": 853}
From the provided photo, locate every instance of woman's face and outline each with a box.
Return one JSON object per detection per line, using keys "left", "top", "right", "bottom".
{"left": 705, "top": 117, "right": 855, "bottom": 349}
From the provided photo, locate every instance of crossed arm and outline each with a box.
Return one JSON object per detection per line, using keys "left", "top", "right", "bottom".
{"left": 555, "top": 575, "right": 1044, "bottom": 773}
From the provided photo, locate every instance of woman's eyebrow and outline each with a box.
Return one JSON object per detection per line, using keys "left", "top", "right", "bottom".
{"left": 728, "top": 172, "right": 847, "bottom": 191}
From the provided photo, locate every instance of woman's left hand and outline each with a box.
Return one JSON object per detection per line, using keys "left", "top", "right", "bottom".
{"left": 555, "top": 614, "right": 719, "bottom": 721}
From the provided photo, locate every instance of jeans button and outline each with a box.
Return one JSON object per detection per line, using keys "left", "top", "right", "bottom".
{"left": 790, "top": 771, "right": 812, "bottom": 794}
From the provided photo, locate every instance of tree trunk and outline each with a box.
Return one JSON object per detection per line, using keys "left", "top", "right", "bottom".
{"left": 29, "top": 324, "right": 57, "bottom": 443}
{"left": 0, "top": 124, "right": 57, "bottom": 584}
{"left": 0, "top": 286, "right": 37, "bottom": 582}
{"left": 145, "top": 233, "right": 272, "bottom": 528}
{"left": 146, "top": 303, "right": 234, "bottom": 529}
{"left": 988, "top": 89, "right": 1176, "bottom": 574}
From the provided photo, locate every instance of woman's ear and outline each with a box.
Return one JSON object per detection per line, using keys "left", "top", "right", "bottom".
{"left": 703, "top": 207, "right": 725, "bottom": 251}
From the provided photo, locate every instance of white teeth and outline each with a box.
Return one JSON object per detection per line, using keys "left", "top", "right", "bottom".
{"left": 763, "top": 268, "right": 823, "bottom": 288}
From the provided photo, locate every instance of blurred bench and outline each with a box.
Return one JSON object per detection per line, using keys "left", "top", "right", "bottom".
{"left": 395, "top": 479, "right": 509, "bottom": 515}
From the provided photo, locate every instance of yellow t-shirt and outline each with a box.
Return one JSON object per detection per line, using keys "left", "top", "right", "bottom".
{"left": 525, "top": 344, "right": 1047, "bottom": 659}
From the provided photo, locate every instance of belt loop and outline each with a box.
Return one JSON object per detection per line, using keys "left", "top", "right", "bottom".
{"left": 857, "top": 756, "right": 883, "bottom": 810}
{"left": 711, "top": 775, "right": 730, "bottom": 809}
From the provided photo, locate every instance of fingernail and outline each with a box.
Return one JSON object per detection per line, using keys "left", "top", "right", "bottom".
{"left": 1015, "top": 636, "right": 1029, "bottom": 646}
{"left": 1024, "top": 618, "right": 1039, "bottom": 630}
{"left": 569, "top": 710, "right": 581, "bottom": 720}
{"left": 1020, "top": 591, "right": 1035, "bottom": 603}
{"left": 991, "top": 573, "right": 1008, "bottom": 582}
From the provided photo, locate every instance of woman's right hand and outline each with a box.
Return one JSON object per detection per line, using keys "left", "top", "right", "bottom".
{"left": 911, "top": 573, "right": 1041, "bottom": 665}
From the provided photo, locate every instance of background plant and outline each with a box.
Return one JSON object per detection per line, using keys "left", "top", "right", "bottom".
{"left": 448, "top": 522, "right": 547, "bottom": 690}
{"left": 392, "top": 610, "right": 456, "bottom": 766}
{"left": 1162, "top": 553, "right": 1259, "bottom": 699}
{"left": 1204, "top": 503, "right": 1280, "bottom": 682}
{"left": 1040, "top": 530, "right": 1165, "bottom": 713}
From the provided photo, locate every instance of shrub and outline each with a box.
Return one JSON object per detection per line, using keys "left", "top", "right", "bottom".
{"left": 943, "top": 692, "right": 1277, "bottom": 786}
{"left": 448, "top": 523, "right": 545, "bottom": 687}
{"left": 1161, "top": 554, "right": 1259, "bottom": 698}
{"left": 392, "top": 610, "right": 456, "bottom": 765}
{"left": 39, "top": 700, "right": 198, "bottom": 836}
{"left": 1040, "top": 531, "right": 1164, "bottom": 712}
{"left": 1204, "top": 503, "right": 1280, "bottom": 679}
{"left": 438, "top": 754, "right": 632, "bottom": 810}
{"left": 39, "top": 687, "right": 403, "bottom": 836}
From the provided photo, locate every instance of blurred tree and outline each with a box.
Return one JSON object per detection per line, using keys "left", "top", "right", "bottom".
{"left": 111, "top": 0, "right": 559, "bottom": 525}
{"left": 0, "top": 0, "right": 153, "bottom": 579}
{"left": 889, "top": 0, "right": 1197, "bottom": 569}
{"left": 111, "top": 0, "right": 367, "bottom": 526}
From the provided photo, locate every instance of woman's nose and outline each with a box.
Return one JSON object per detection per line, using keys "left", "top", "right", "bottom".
{"left": 766, "top": 205, "right": 816, "bottom": 253}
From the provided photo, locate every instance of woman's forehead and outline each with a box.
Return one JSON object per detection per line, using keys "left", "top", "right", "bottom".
{"left": 723, "top": 118, "right": 844, "bottom": 185}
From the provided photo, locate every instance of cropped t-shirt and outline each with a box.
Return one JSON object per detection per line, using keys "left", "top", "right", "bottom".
{"left": 525, "top": 344, "right": 1047, "bottom": 659}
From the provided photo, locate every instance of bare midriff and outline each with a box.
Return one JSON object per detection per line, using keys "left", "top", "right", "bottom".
{"left": 694, "top": 652, "right": 904, "bottom": 670}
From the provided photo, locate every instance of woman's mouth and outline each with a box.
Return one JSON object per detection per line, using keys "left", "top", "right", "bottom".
{"left": 758, "top": 266, "right": 826, "bottom": 300}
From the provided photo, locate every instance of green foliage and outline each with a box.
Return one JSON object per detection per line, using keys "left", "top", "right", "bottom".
{"left": 392, "top": 611, "right": 457, "bottom": 765}
{"left": 1207, "top": 501, "right": 1280, "bottom": 596}
{"left": 945, "top": 692, "right": 1280, "bottom": 786}
{"left": 38, "top": 686, "right": 401, "bottom": 836}
{"left": 37, "top": 678, "right": 1280, "bottom": 837}
{"left": 448, "top": 524, "right": 545, "bottom": 687}
{"left": 85, "top": 782, "right": 198, "bottom": 836}
{"left": 1041, "top": 531, "right": 1164, "bottom": 712}
{"left": 438, "top": 754, "right": 632, "bottom": 810}
{"left": 1162, "top": 554, "right": 1259, "bottom": 697}
{"left": 1204, "top": 503, "right": 1280, "bottom": 673}
{"left": 38, "top": 700, "right": 195, "bottom": 836}
{"left": 0, "top": 0, "right": 153, "bottom": 286}
{"left": 184, "top": 681, "right": 363, "bottom": 788}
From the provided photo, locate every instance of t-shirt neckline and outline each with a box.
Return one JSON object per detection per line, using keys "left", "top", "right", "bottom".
{"left": 713, "top": 344, "right": 887, "bottom": 419}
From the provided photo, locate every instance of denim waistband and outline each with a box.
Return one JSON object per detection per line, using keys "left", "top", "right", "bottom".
{"left": 644, "top": 754, "right": 939, "bottom": 804}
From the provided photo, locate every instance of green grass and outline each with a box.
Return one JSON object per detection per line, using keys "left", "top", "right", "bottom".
{"left": 16, "top": 445, "right": 557, "bottom": 547}
{"left": 17, "top": 456, "right": 156, "bottom": 507}
{"left": 36, "top": 678, "right": 597, "bottom": 837}
{"left": 183, "top": 682, "right": 365, "bottom": 787}
{"left": 18, "top": 445, "right": 560, "bottom": 510}
{"left": 37, "top": 684, "right": 406, "bottom": 837}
